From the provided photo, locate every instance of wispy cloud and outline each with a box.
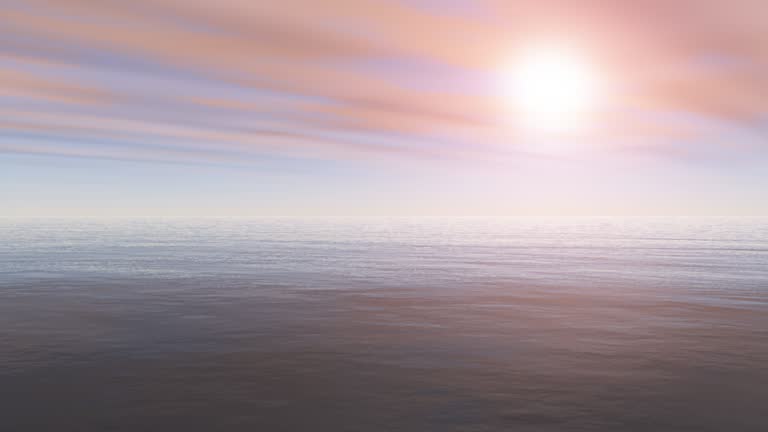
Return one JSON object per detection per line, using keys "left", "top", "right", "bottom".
{"left": 1, "top": 0, "right": 766, "bottom": 166}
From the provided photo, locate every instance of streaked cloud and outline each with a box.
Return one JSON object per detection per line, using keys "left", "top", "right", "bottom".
{"left": 1, "top": 0, "right": 767, "bottom": 166}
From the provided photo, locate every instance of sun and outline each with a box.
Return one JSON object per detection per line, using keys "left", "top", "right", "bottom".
{"left": 505, "top": 47, "right": 600, "bottom": 133}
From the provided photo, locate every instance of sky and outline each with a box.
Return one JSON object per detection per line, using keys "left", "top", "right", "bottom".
{"left": 1, "top": 0, "right": 767, "bottom": 218}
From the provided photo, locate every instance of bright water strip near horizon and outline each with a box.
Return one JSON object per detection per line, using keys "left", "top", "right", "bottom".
{"left": 1, "top": 218, "right": 767, "bottom": 431}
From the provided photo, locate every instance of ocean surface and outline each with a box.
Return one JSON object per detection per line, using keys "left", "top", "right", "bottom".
{"left": 1, "top": 218, "right": 767, "bottom": 431}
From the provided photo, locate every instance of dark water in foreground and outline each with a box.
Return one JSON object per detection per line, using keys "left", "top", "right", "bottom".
{"left": 1, "top": 218, "right": 767, "bottom": 431}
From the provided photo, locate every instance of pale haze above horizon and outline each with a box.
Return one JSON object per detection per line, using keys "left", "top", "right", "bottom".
{"left": 2, "top": 1, "right": 768, "bottom": 218}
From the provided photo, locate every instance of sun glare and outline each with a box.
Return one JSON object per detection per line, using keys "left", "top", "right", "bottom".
{"left": 505, "top": 47, "right": 600, "bottom": 133}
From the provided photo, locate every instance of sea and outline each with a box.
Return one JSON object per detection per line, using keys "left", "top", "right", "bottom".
{"left": 1, "top": 218, "right": 767, "bottom": 431}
